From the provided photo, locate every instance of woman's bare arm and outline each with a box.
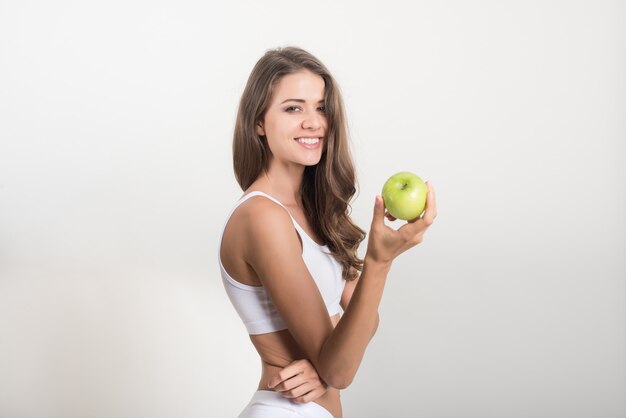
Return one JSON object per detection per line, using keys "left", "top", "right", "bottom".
{"left": 243, "top": 183, "right": 437, "bottom": 389}
{"left": 340, "top": 269, "right": 379, "bottom": 340}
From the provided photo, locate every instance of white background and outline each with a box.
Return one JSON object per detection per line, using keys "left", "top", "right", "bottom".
{"left": 1, "top": 1, "right": 624, "bottom": 417}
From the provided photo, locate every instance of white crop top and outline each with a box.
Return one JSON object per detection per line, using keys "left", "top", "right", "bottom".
{"left": 218, "top": 191, "right": 346, "bottom": 335}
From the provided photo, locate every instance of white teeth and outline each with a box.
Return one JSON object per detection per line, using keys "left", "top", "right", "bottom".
{"left": 296, "top": 137, "right": 320, "bottom": 144}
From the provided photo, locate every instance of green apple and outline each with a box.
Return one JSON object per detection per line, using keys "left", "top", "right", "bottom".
{"left": 381, "top": 172, "right": 428, "bottom": 221}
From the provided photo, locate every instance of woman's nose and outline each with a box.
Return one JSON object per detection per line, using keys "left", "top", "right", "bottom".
{"left": 302, "top": 113, "right": 322, "bottom": 130}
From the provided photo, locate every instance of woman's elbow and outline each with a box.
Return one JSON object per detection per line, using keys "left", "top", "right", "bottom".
{"left": 325, "top": 371, "right": 354, "bottom": 390}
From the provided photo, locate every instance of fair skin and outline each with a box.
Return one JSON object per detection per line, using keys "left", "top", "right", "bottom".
{"left": 220, "top": 69, "right": 437, "bottom": 417}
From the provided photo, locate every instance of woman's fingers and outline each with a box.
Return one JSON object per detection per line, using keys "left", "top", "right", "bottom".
{"left": 293, "top": 386, "right": 325, "bottom": 404}
{"left": 269, "top": 359, "right": 324, "bottom": 393}
{"left": 422, "top": 181, "right": 437, "bottom": 224}
{"left": 269, "top": 358, "right": 327, "bottom": 402}
{"left": 384, "top": 210, "right": 397, "bottom": 221}
{"left": 405, "top": 182, "right": 437, "bottom": 232}
{"left": 392, "top": 183, "right": 435, "bottom": 251}
{"left": 371, "top": 195, "right": 386, "bottom": 230}
{"left": 272, "top": 372, "right": 308, "bottom": 392}
{"left": 268, "top": 359, "right": 306, "bottom": 389}
{"left": 279, "top": 381, "right": 314, "bottom": 399}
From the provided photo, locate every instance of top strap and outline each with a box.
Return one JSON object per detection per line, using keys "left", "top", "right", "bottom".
{"left": 238, "top": 191, "right": 287, "bottom": 209}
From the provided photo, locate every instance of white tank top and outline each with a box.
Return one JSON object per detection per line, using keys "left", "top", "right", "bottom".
{"left": 218, "top": 191, "right": 346, "bottom": 335}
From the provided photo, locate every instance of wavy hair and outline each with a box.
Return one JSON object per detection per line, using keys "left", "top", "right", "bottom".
{"left": 232, "top": 46, "right": 365, "bottom": 281}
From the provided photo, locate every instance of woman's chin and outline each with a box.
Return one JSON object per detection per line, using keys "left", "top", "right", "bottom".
{"left": 303, "top": 157, "right": 323, "bottom": 166}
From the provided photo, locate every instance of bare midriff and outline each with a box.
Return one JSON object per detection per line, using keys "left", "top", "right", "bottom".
{"left": 249, "top": 313, "right": 343, "bottom": 418}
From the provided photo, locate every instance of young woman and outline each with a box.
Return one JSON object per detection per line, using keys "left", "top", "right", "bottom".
{"left": 218, "top": 46, "right": 437, "bottom": 418}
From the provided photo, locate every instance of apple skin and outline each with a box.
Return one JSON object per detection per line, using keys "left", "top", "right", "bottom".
{"left": 381, "top": 172, "right": 428, "bottom": 221}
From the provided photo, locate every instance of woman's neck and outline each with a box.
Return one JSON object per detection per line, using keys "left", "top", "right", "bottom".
{"left": 256, "top": 162, "right": 305, "bottom": 207}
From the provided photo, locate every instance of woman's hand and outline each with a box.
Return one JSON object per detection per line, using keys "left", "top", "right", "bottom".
{"left": 267, "top": 359, "right": 328, "bottom": 403}
{"left": 367, "top": 181, "right": 437, "bottom": 265}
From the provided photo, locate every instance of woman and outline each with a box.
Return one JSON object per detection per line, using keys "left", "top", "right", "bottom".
{"left": 218, "top": 46, "right": 437, "bottom": 418}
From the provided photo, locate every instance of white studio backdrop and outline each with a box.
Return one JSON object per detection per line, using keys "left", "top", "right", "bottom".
{"left": 0, "top": 1, "right": 624, "bottom": 417}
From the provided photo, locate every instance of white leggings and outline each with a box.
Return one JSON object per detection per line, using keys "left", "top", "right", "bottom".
{"left": 238, "top": 390, "right": 334, "bottom": 418}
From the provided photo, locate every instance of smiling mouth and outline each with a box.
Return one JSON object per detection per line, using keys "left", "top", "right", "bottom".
{"left": 294, "top": 137, "right": 322, "bottom": 145}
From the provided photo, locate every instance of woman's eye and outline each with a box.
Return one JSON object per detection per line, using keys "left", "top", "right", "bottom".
{"left": 284, "top": 105, "right": 326, "bottom": 113}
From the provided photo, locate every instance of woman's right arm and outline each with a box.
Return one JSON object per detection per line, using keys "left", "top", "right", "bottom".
{"left": 243, "top": 182, "right": 437, "bottom": 389}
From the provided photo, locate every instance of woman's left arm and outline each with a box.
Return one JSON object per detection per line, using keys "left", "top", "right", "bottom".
{"left": 338, "top": 208, "right": 395, "bottom": 338}
{"left": 340, "top": 270, "right": 379, "bottom": 339}
{"left": 274, "top": 268, "right": 380, "bottom": 402}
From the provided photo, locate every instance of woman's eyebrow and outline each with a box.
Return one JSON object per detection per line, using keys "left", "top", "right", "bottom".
{"left": 280, "top": 98, "right": 325, "bottom": 104}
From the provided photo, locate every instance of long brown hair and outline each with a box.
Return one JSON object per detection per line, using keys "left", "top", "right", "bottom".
{"left": 232, "top": 46, "right": 365, "bottom": 281}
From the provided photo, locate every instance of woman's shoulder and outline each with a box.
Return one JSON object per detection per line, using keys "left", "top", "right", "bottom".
{"left": 238, "top": 193, "right": 305, "bottom": 268}
{"left": 236, "top": 192, "right": 294, "bottom": 236}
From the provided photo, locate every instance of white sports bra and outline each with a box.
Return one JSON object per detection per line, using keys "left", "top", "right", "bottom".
{"left": 218, "top": 191, "right": 346, "bottom": 335}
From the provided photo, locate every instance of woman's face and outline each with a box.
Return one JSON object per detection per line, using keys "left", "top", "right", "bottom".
{"left": 256, "top": 70, "right": 328, "bottom": 168}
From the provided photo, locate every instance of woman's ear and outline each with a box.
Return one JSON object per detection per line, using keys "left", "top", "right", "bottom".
{"left": 255, "top": 122, "right": 265, "bottom": 136}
